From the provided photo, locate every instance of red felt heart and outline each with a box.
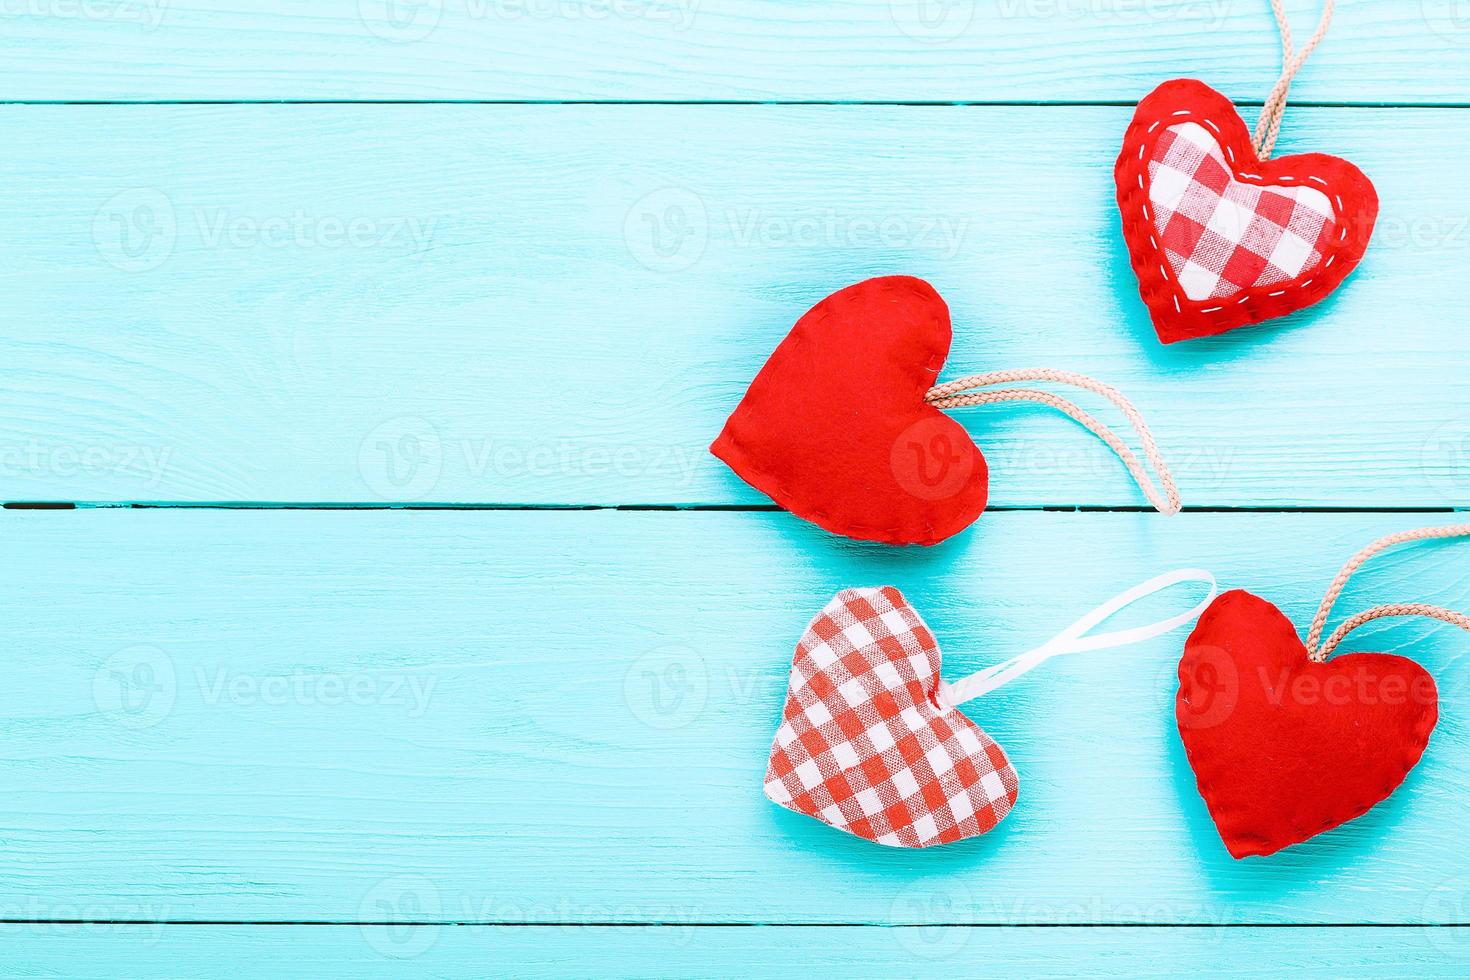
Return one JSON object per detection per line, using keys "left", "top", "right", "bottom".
{"left": 1176, "top": 589, "right": 1437, "bottom": 858}
{"left": 1116, "top": 79, "right": 1378, "bottom": 344}
{"left": 711, "top": 276, "right": 988, "bottom": 546}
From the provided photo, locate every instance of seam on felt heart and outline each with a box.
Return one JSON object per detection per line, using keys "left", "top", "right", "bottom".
{"left": 1182, "top": 689, "right": 1436, "bottom": 854}
{"left": 711, "top": 428, "right": 978, "bottom": 543}
{"left": 1124, "top": 115, "right": 1348, "bottom": 314}
{"left": 1115, "top": 81, "right": 1376, "bottom": 342}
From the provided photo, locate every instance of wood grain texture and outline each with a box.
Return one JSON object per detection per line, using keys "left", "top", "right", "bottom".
{"left": 2, "top": 0, "right": 1468, "bottom": 104}
{"left": 6, "top": 508, "right": 1470, "bottom": 923}
{"left": 4, "top": 925, "right": 1470, "bottom": 978}
{"left": 3, "top": 104, "right": 1469, "bottom": 506}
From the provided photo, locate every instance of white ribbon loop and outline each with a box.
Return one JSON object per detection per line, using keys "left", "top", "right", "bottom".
{"left": 937, "top": 569, "right": 1219, "bottom": 708}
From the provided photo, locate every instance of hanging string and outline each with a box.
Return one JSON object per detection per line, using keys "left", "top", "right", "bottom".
{"left": 1253, "top": 0, "right": 1335, "bottom": 160}
{"left": 937, "top": 568, "right": 1218, "bottom": 708}
{"left": 1306, "top": 524, "right": 1470, "bottom": 662}
{"left": 925, "top": 369, "right": 1181, "bottom": 516}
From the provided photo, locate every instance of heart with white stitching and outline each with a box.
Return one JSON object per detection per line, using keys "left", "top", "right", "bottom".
{"left": 764, "top": 586, "right": 1018, "bottom": 848}
{"left": 1116, "top": 79, "right": 1377, "bottom": 343}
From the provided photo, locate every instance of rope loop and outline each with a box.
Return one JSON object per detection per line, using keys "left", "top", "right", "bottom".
{"left": 1253, "top": 0, "right": 1335, "bottom": 160}
{"left": 1306, "top": 524, "right": 1470, "bottom": 662}
{"left": 925, "top": 369, "right": 1181, "bottom": 516}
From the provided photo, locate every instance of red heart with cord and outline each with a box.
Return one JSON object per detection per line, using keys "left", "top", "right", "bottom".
{"left": 1176, "top": 589, "right": 1437, "bottom": 858}
{"left": 710, "top": 276, "right": 989, "bottom": 547}
{"left": 1116, "top": 79, "right": 1378, "bottom": 344}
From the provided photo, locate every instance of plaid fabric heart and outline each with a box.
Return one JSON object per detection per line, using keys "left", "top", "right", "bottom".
{"left": 1148, "top": 121, "right": 1336, "bottom": 302}
{"left": 1116, "top": 79, "right": 1376, "bottom": 343}
{"left": 764, "top": 573, "right": 1218, "bottom": 848}
{"left": 764, "top": 587, "right": 1019, "bottom": 848}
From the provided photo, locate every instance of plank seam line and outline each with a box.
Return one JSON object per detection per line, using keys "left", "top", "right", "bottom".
{"left": 4, "top": 503, "right": 1465, "bottom": 515}
{"left": 0, "top": 920, "right": 1463, "bottom": 928}
{"left": 0, "top": 100, "right": 1458, "bottom": 109}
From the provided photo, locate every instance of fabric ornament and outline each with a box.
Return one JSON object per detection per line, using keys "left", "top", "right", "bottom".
{"left": 766, "top": 570, "right": 1217, "bottom": 847}
{"left": 711, "top": 275, "right": 1180, "bottom": 546}
{"left": 1115, "top": 1, "right": 1377, "bottom": 343}
{"left": 1177, "top": 525, "right": 1470, "bottom": 859}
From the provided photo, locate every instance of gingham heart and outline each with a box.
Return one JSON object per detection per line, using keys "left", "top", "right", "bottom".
{"left": 1116, "top": 79, "right": 1376, "bottom": 344}
{"left": 764, "top": 587, "right": 1019, "bottom": 848}
{"left": 763, "top": 572, "right": 1217, "bottom": 848}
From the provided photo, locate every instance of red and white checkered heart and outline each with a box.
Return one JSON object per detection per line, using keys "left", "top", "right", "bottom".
{"left": 1147, "top": 122, "right": 1336, "bottom": 304}
{"left": 764, "top": 587, "right": 1018, "bottom": 848}
{"left": 1116, "top": 79, "right": 1377, "bottom": 344}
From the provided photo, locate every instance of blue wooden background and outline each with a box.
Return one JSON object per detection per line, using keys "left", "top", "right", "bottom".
{"left": 4, "top": 1, "right": 1470, "bottom": 975}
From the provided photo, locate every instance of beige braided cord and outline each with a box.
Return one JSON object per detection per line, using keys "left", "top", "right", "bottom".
{"left": 1306, "top": 524, "right": 1470, "bottom": 662}
{"left": 925, "top": 369, "right": 1181, "bottom": 516}
{"left": 1253, "top": 0, "right": 1335, "bottom": 160}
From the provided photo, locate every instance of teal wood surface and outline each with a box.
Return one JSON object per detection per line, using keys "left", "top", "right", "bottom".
{"left": 4, "top": 510, "right": 1470, "bottom": 924}
{"left": 2, "top": 0, "right": 1468, "bottom": 104}
{"left": 2, "top": 104, "right": 1468, "bottom": 506}
{"left": 5, "top": 926, "right": 1470, "bottom": 978}
{"left": 6, "top": 1, "right": 1470, "bottom": 975}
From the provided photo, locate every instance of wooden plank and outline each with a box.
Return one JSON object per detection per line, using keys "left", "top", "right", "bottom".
{"left": 2, "top": 104, "right": 1468, "bottom": 506}
{"left": 3, "top": 925, "right": 1469, "bottom": 978}
{"left": 1, "top": 1, "right": 1467, "bottom": 104}
{"left": 5, "top": 508, "right": 1470, "bottom": 922}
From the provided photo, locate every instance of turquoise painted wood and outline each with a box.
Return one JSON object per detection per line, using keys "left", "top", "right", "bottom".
{"left": 8, "top": 1, "right": 1470, "bottom": 974}
{"left": 2, "top": 0, "right": 1468, "bottom": 104}
{"left": 4, "top": 926, "right": 1470, "bottom": 978}
{"left": 5, "top": 510, "right": 1470, "bottom": 923}
{"left": 2, "top": 104, "right": 1469, "bottom": 506}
